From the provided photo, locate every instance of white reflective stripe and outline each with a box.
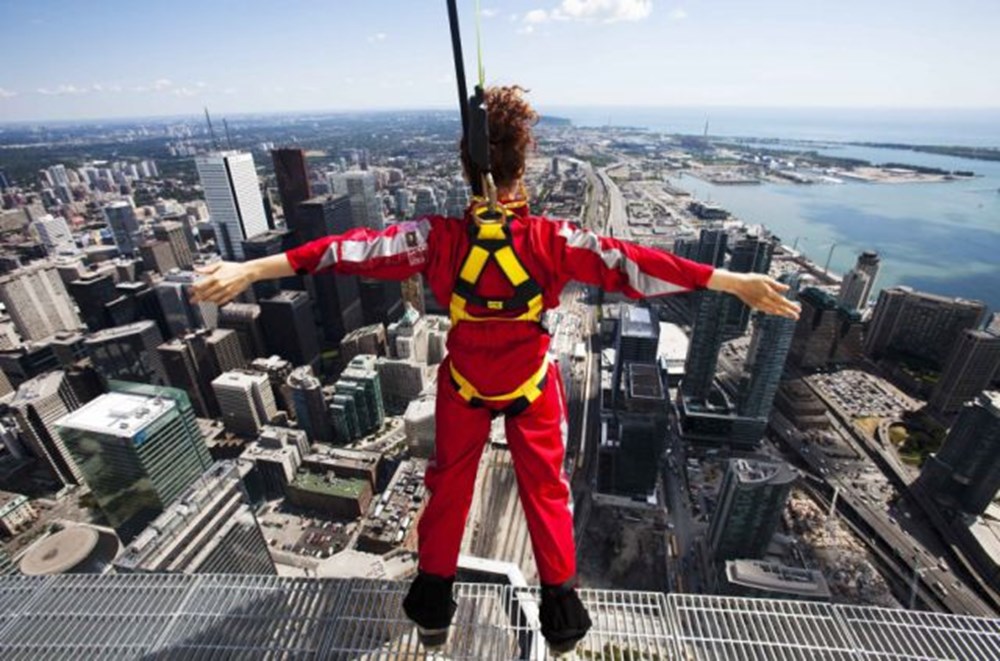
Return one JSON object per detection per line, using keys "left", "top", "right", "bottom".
{"left": 316, "top": 243, "right": 338, "bottom": 272}
{"left": 339, "top": 218, "right": 431, "bottom": 264}
{"left": 558, "top": 223, "right": 688, "bottom": 296}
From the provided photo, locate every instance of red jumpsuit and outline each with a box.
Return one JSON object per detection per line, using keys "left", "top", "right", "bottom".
{"left": 285, "top": 204, "right": 714, "bottom": 586}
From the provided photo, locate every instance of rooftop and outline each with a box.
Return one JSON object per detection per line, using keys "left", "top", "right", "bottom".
{"left": 83, "top": 320, "right": 158, "bottom": 343}
{"left": 292, "top": 472, "right": 368, "bottom": 499}
{"left": 620, "top": 304, "right": 657, "bottom": 339}
{"left": 731, "top": 458, "right": 797, "bottom": 486}
{"left": 0, "top": 575, "right": 997, "bottom": 659}
{"left": 725, "top": 559, "right": 832, "bottom": 599}
{"left": 56, "top": 391, "right": 176, "bottom": 440}
{"left": 18, "top": 527, "right": 99, "bottom": 576}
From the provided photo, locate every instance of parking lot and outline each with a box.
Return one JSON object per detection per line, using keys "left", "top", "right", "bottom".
{"left": 257, "top": 501, "right": 358, "bottom": 561}
{"left": 808, "top": 370, "right": 919, "bottom": 419}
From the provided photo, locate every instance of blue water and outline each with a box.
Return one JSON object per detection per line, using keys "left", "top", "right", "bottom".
{"left": 549, "top": 107, "right": 1000, "bottom": 314}
{"left": 545, "top": 107, "right": 1000, "bottom": 147}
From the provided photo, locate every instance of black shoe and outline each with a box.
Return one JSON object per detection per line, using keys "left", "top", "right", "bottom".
{"left": 539, "top": 581, "right": 592, "bottom": 655}
{"left": 402, "top": 571, "right": 458, "bottom": 649}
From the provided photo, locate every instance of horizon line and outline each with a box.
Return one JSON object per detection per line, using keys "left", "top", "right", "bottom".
{"left": 3, "top": 104, "right": 1000, "bottom": 127}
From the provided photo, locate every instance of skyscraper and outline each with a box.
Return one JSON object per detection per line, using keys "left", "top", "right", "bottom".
{"left": 920, "top": 391, "right": 1000, "bottom": 516}
{"left": 359, "top": 278, "right": 404, "bottom": 326}
{"left": 241, "top": 228, "right": 294, "bottom": 295}
{"left": 9, "top": 371, "right": 83, "bottom": 485}
{"left": 613, "top": 305, "right": 659, "bottom": 404}
{"left": 865, "top": 286, "right": 985, "bottom": 369}
{"left": 212, "top": 370, "right": 278, "bottom": 437}
{"left": 271, "top": 148, "right": 312, "bottom": 240}
{"left": 332, "top": 171, "right": 382, "bottom": 230}
{"left": 250, "top": 355, "right": 295, "bottom": 418}
{"left": 336, "top": 355, "right": 385, "bottom": 437}
{"left": 297, "top": 195, "right": 364, "bottom": 343}
{"left": 737, "top": 276, "right": 799, "bottom": 420}
{"left": 194, "top": 151, "right": 268, "bottom": 261}
{"left": 838, "top": 269, "right": 871, "bottom": 311}
{"left": 68, "top": 272, "right": 118, "bottom": 332}
{"left": 723, "top": 236, "right": 773, "bottom": 338}
{"left": 114, "top": 280, "right": 170, "bottom": 339}
{"left": 153, "top": 220, "right": 194, "bottom": 269}
{"left": 103, "top": 200, "right": 140, "bottom": 256}
{"left": 613, "top": 362, "right": 667, "bottom": 497}
{"left": 0, "top": 263, "right": 82, "bottom": 341}
{"left": 287, "top": 365, "right": 333, "bottom": 443}
{"left": 708, "top": 458, "right": 795, "bottom": 561}
{"left": 84, "top": 320, "right": 168, "bottom": 386}
{"left": 218, "top": 303, "right": 266, "bottom": 361}
{"left": 138, "top": 239, "right": 179, "bottom": 274}
{"left": 115, "top": 460, "right": 275, "bottom": 574}
{"left": 929, "top": 330, "right": 1000, "bottom": 416}
{"left": 33, "top": 215, "right": 76, "bottom": 255}
{"left": 157, "top": 328, "right": 244, "bottom": 418}
{"left": 155, "top": 270, "right": 218, "bottom": 338}
{"left": 413, "top": 186, "right": 439, "bottom": 217}
{"left": 854, "top": 251, "right": 881, "bottom": 303}
{"left": 694, "top": 228, "right": 728, "bottom": 267}
{"left": 259, "top": 290, "right": 320, "bottom": 369}
{"left": 57, "top": 382, "right": 212, "bottom": 542}
{"left": 682, "top": 290, "right": 728, "bottom": 401}
{"left": 444, "top": 177, "right": 470, "bottom": 218}
{"left": 789, "top": 288, "right": 864, "bottom": 369}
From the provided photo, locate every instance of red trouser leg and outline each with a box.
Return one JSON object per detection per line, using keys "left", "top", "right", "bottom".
{"left": 416, "top": 359, "right": 492, "bottom": 578}
{"left": 504, "top": 362, "right": 577, "bottom": 586}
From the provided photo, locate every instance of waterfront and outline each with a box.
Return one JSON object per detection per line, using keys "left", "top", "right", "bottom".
{"left": 675, "top": 143, "right": 1000, "bottom": 312}
{"left": 549, "top": 107, "right": 1000, "bottom": 312}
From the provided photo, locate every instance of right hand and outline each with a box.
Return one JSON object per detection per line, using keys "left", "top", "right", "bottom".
{"left": 190, "top": 261, "right": 255, "bottom": 306}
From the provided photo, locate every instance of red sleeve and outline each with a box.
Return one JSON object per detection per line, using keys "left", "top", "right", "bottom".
{"left": 285, "top": 217, "right": 434, "bottom": 281}
{"left": 548, "top": 219, "right": 713, "bottom": 297}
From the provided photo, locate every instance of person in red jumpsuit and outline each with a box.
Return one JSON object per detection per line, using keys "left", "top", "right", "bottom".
{"left": 191, "top": 86, "right": 800, "bottom": 656}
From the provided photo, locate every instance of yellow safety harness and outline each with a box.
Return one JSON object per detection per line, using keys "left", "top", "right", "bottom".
{"left": 449, "top": 353, "right": 549, "bottom": 417}
{"left": 447, "top": 195, "right": 549, "bottom": 415}
{"left": 449, "top": 198, "right": 542, "bottom": 326}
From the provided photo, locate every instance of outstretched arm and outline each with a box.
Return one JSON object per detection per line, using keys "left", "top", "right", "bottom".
{"left": 191, "top": 218, "right": 433, "bottom": 306}
{"left": 190, "top": 254, "right": 295, "bottom": 305}
{"left": 551, "top": 220, "right": 799, "bottom": 320}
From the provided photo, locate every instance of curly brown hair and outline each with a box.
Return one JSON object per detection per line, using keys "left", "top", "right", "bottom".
{"left": 460, "top": 85, "right": 538, "bottom": 193}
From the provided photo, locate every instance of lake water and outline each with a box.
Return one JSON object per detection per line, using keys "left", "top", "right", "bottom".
{"left": 552, "top": 107, "right": 1000, "bottom": 314}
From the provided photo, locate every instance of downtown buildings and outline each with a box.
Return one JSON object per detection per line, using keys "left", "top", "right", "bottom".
{"left": 56, "top": 383, "right": 212, "bottom": 542}
{"left": 195, "top": 151, "right": 268, "bottom": 261}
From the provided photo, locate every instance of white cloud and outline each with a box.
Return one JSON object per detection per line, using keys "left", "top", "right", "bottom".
{"left": 195, "top": 81, "right": 208, "bottom": 88}
{"left": 344, "top": 77, "right": 356, "bottom": 85}
{"left": 367, "top": 32, "right": 387, "bottom": 43}
{"left": 668, "top": 7, "right": 687, "bottom": 20}
{"left": 37, "top": 84, "right": 88, "bottom": 95}
{"left": 482, "top": 8, "right": 499, "bottom": 18}
{"left": 524, "top": 9, "right": 549, "bottom": 23}
{"left": 517, "top": 24, "right": 537, "bottom": 35}
{"left": 0, "top": 88, "right": 18, "bottom": 99}
{"left": 222, "top": 87, "right": 238, "bottom": 95}
{"left": 172, "top": 87, "right": 196, "bottom": 97}
{"left": 528, "top": 0, "right": 653, "bottom": 24}
{"left": 152, "top": 78, "right": 173, "bottom": 91}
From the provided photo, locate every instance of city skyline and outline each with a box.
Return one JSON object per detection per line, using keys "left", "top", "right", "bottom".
{"left": 2, "top": 0, "right": 1000, "bottom": 122}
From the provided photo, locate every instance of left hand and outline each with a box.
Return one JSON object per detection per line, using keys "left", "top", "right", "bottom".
{"left": 710, "top": 271, "right": 801, "bottom": 320}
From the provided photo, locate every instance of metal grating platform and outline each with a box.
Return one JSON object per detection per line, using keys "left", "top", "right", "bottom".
{"left": 0, "top": 574, "right": 997, "bottom": 660}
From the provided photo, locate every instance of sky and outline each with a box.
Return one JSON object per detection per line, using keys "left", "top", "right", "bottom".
{"left": 0, "top": 0, "right": 998, "bottom": 122}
